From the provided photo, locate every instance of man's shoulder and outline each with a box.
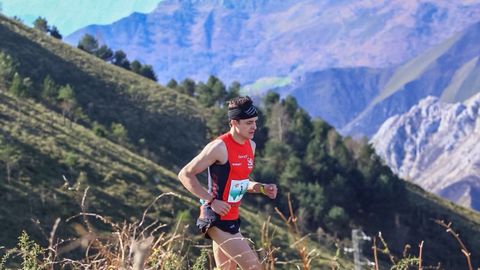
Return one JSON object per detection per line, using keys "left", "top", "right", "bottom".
{"left": 205, "top": 139, "right": 227, "bottom": 154}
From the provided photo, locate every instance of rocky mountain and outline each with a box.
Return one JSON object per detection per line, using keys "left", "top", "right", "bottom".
{"left": 65, "top": 0, "right": 480, "bottom": 84}
{"left": 278, "top": 19, "right": 480, "bottom": 137}
{"left": 276, "top": 67, "right": 393, "bottom": 129}
{"left": 341, "top": 20, "right": 480, "bottom": 137}
{"left": 371, "top": 93, "right": 480, "bottom": 210}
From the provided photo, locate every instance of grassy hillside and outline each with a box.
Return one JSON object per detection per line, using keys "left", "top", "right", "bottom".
{"left": 0, "top": 90, "right": 181, "bottom": 245}
{"left": 0, "top": 89, "right": 349, "bottom": 268}
{"left": 0, "top": 14, "right": 206, "bottom": 169}
{"left": 0, "top": 15, "right": 347, "bottom": 268}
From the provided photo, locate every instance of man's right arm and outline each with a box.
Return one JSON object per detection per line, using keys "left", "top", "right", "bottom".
{"left": 177, "top": 140, "right": 231, "bottom": 215}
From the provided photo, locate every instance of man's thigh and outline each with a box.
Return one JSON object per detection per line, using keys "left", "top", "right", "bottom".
{"left": 208, "top": 227, "right": 261, "bottom": 270}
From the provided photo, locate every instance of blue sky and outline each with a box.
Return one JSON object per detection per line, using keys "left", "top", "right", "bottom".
{"left": 1, "top": 0, "right": 162, "bottom": 35}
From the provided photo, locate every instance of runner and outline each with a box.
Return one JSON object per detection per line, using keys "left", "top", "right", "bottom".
{"left": 178, "top": 96, "right": 277, "bottom": 270}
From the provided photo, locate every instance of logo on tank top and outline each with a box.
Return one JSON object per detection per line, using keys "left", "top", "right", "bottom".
{"left": 247, "top": 157, "right": 253, "bottom": 169}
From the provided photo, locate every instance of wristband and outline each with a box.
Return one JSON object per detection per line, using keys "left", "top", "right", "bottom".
{"left": 259, "top": 185, "right": 266, "bottom": 195}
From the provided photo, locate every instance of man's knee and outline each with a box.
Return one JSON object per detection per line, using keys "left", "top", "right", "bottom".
{"left": 238, "top": 253, "right": 261, "bottom": 270}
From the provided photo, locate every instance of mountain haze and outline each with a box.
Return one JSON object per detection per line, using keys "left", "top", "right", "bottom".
{"left": 65, "top": 0, "right": 480, "bottom": 84}
{"left": 279, "top": 19, "right": 480, "bottom": 137}
{"left": 342, "top": 20, "right": 480, "bottom": 137}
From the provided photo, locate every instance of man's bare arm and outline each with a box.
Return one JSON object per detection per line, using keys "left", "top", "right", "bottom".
{"left": 178, "top": 140, "right": 226, "bottom": 202}
{"left": 178, "top": 140, "right": 232, "bottom": 215}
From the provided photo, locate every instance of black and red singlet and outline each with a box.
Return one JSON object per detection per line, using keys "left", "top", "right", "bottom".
{"left": 208, "top": 132, "right": 254, "bottom": 220}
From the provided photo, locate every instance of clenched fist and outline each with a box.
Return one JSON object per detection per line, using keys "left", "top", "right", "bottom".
{"left": 210, "top": 199, "right": 231, "bottom": 216}
{"left": 262, "top": 184, "right": 277, "bottom": 199}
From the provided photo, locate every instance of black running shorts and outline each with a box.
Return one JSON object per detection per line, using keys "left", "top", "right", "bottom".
{"left": 196, "top": 204, "right": 241, "bottom": 239}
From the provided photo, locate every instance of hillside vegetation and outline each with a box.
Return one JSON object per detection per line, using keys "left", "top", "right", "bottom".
{"left": 0, "top": 14, "right": 206, "bottom": 169}
{"left": 0, "top": 15, "right": 345, "bottom": 268}
{"left": 0, "top": 13, "right": 480, "bottom": 269}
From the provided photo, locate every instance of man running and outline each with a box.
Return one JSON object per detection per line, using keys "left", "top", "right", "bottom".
{"left": 178, "top": 96, "right": 277, "bottom": 270}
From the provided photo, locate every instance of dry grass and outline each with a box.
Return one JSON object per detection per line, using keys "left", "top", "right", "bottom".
{"left": 2, "top": 188, "right": 477, "bottom": 270}
{"left": 371, "top": 219, "right": 479, "bottom": 270}
{"left": 0, "top": 189, "right": 198, "bottom": 270}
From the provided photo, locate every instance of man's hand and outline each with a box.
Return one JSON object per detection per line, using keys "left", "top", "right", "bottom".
{"left": 210, "top": 199, "right": 231, "bottom": 216}
{"left": 262, "top": 184, "right": 277, "bottom": 199}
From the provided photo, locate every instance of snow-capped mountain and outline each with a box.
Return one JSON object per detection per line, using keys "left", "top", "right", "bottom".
{"left": 371, "top": 93, "right": 480, "bottom": 210}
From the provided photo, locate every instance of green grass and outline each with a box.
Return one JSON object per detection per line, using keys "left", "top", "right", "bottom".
{"left": 0, "top": 89, "right": 349, "bottom": 268}
{"left": 241, "top": 76, "right": 292, "bottom": 96}
{"left": 0, "top": 14, "right": 207, "bottom": 168}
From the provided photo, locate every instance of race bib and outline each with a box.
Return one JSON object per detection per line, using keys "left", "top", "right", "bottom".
{"left": 228, "top": 179, "right": 249, "bottom": 203}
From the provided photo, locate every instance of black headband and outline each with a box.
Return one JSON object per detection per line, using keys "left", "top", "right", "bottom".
{"left": 228, "top": 105, "right": 258, "bottom": 120}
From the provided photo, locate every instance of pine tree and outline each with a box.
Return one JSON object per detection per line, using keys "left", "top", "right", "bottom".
{"left": 140, "top": 65, "right": 157, "bottom": 81}
{"left": 95, "top": 45, "right": 113, "bottom": 61}
{"left": 167, "top": 79, "right": 178, "bottom": 89}
{"left": 179, "top": 78, "right": 195, "bottom": 96}
{"left": 0, "top": 52, "right": 17, "bottom": 88}
{"left": 112, "top": 50, "right": 130, "bottom": 69}
{"left": 78, "top": 34, "right": 99, "bottom": 54}
{"left": 0, "top": 141, "right": 21, "bottom": 184}
{"left": 57, "top": 84, "right": 76, "bottom": 125}
{"left": 9, "top": 73, "right": 28, "bottom": 98}
{"left": 33, "top": 17, "right": 48, "bottom": 33}
{"left": 130, "top": 60, "right": 142, "bottom": 74}
{"left": 111, "top": 122, "right": 129, "bottom": 143}
{"left": 41, "top": 75, "right": 58, "bottom": 103}
{"left": 49, "top": 26, "right": 62, "bottom": 39}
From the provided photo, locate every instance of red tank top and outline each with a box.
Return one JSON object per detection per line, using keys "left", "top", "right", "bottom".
{"left": 208, "top": 132, "right": 254, "bottom": 220}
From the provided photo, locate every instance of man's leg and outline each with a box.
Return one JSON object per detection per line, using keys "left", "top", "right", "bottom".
{"left": 212, "top": 240, "right": 237, "bottom": 270}
{"left": 207, "top": 227, "right": 261, "bottom": 270}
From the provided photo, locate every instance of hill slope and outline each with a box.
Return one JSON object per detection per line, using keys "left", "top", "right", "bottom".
{"left": 0, "top": 13, "right": 206, "bottom": 169}
{"left": 341, "top": 21, "right": 480, "bottom": 137}
{"left": 277, "top": 20, "right": 480, "bottom": 137}
{"left": 0, "top": 14, "right": 346, "bottom": 268}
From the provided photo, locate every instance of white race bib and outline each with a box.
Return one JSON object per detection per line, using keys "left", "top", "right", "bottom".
{"left": 227, "top": 179, "right": 249, "bottom": 203}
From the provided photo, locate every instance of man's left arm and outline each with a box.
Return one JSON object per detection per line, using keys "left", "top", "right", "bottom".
{"left": 247, "top": 181, "right": 277, "bottom": 199}
{"left": 248, "top": 139, "right": 277, "bottom": 199}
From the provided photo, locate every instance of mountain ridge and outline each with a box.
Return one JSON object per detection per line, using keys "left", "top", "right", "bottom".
{"left": 371, "top": 93, "right": 480, "bottom": 210}
{"left": 65, "top": 1, "right": 480, "bottom": 84}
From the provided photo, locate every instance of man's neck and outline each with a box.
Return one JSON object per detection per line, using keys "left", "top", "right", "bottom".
{"left": 230, "top": 130, "right": 246, "bottom": 144}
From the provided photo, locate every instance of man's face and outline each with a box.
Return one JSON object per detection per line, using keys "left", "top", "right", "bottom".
{"left": 233, "top": 117, "right": 258, "bottom": 139}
